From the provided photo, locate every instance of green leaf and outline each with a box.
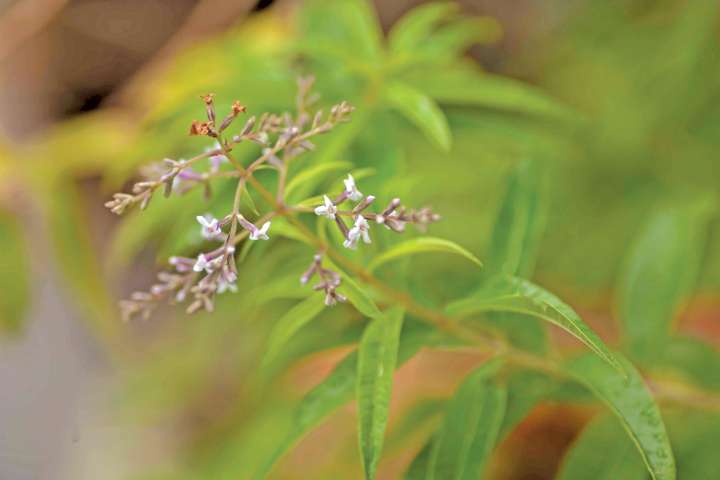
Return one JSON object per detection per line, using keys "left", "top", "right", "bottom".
{"left": 368, "top": 237, "right": 482, "bottom": 272}
{"left": 401, "top": 64, "right": 575, "bottom": 119}
{"left": 429, "top": 359, "right": 506, "bottom": 480}
{"left": 388, "top": 2, "right": 459, "bottom": 54}
{"left": 357, "top": 307, "right": 405, "bottom": 480}
{"left": 617, "top": 204, "right": 712, "bottom": 359}
{"left": 557, "top": 415, "right": 648, "bottom": 480}
{"left": 566, "top": 353, "right": 676, "bottom": 480}
{"left": 337, "top": 273, "right": 382, "bottom": 318}
{"left": 414, "top": 17, "right": 501, "bottom": 61}
{"left": 0, "top": 210, "right": 30, "bottom": 333}
{"left": 448, "top": 275, "right": 621, "bottom": 372}
{"left": 498, "top": 370, "right": 553, "bottom": 439}
{"left": 486, "top": 159, "right": 547, "bottom": 277}
{"left": 261, "top": 295, "right": 327, "bottom": 368}
{"left": 385, "top": 82, "right": 452, "bottom": 151}
{"left": 405, "top": 438, "right": 434, "bottom": 480}
{"left": 256, "top": 321, "right": 430, "bottom": 479}
{"left": 284, "top": 161, "right": 352, "bottom": 202}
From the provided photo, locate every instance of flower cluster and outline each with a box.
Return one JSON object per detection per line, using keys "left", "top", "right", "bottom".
{"left": 313, "top": 174, "right": 440, "bottom": 250}
{"left": 109, "top": 77, "right": 440, "bottom": 321}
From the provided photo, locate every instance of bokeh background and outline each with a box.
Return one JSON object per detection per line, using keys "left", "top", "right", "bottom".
{"left": 0, "top": 0, "right": 718, "bottom": 479}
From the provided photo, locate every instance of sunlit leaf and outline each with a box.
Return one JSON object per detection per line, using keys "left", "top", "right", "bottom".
{"left": 385, "top": 82, "right": 452, "bottom": 151}
{"left": 429, "top": 359, "right": 506, "bottom": 480}
{"left": 357, "top": 307, "right": 405, "bottom": 480}
{"left": 618, "top": 203, "right": 712, "bottom": 359}
{"left": 368, "top": 237, "right": 482, "bottom": 272}
{"left": 566, "top": 353, "right": 676, "bottom": 480}
{"left": 261, "top": 295, "right": 327, "bottom": 368}
{"left": 447, "top": 275, "right": 621, "bottom": 372}
{"left": 557, "top": 415, "right": 648, "bottom": 480}
{"left": 0, "top": 210, "right": 29, "bottom": 333}
{"left": 337, "top": 272, "right": 382, "bottom": 318}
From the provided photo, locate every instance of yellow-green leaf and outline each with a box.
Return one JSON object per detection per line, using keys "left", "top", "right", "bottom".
{"left": 368, "top": 237, "right": 481, "bottom": 272}
{"left": 385, "top": 82, "right": 452, "bottom": 151}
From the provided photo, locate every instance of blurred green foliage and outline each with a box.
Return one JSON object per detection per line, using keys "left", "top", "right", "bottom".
{"left": 0, "top": 0, "right": 718, "bottom": 479}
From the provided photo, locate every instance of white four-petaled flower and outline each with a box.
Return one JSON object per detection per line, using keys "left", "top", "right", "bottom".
{"left": 193, "top": 254, "right": 211, "bottom": 272}
{"left": 196, "top": 215, "right": 223, "bottom": 240}
{"left": 343, "top": 174, "right": 363, "bottom": 201}
{"left": 344, "top": 215, "right": 371, "bottom": 249}
{"left": 314, "top": 195, "right": 337, "bottom": 219}
{"left": 250, "top": 221, "right": 271, "bottom": 241}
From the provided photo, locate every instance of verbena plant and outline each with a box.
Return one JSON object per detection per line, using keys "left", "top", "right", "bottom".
{"left": 99, "top": 3, "right": 717, "bottom": 480}
{"left": 2, "top": 1, "right": 718, "bottom": 479}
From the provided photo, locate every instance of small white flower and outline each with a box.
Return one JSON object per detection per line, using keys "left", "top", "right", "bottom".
{"left": 193, "top": 254, "right": 210, "bottom": 272}
{"left": 249, "top": 221, "right": 271, "bottom": 241}
{"left": 343, "top": 174, "right": 363, "bottom": 201}
{"left": 343, "top": 216, "right": 371, "bottom": 249}
{"left": 196, "top": 215, "right": 223, "bottom": 240}
{"left": 217, "top": 278, "right": 238, "bottom": 294}
{"left": 314, "top": 195, "right": 337, "bottom": 220}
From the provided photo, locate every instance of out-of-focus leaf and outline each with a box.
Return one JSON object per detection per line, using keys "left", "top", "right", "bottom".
{"left": 429, "top": 359, "right": 506, "bottom": 480}
{"left": 486, "top": 159, "right": 547, "bottom": 277}
{"left": 401, "top": 64, "right": 575, "bottom": 119}
{"left": 337, "top": 273, "right": 382, "bottom": 318}
{"left": 248, "top": 272, "right": 310, "bottom": 308}
{"left": 299, "top": 0, "right": 382, "bottom": 62}
{"left": 617, "top": 203, "right": 712, "bottom": 359}
{"left": 384, "top": 82, "right": 452, "bottom": 151}
{"left": 368, "top": 237, "right": 482, "bottom": 272}
{"left": 557, "top": 415, "right": 648, "bottom": 480}
{"left": 285, "top": 161, "right": 352, "bottom": 202}
{"left": 269, "top": 217, "right": 310, "bottom": 244}
{"left": 405, "top": 437, "right": 434, "bottom": 480}
{"left": 256, "top": 322, "right": 430, "bottom": 479}
{"left": 388, "top": 2, "right": 459, "bottom": 54}
{"left": 415, "top": 17, "right": 501, "bottom": 61}
{"left": 448, "top": 275, "right": 621, "bottom": 372}
{"left": 261, "top": 295, "right": 326, "bottom": 368}
{"left": 357, "top": 307, "right": 405, "bottom": 480}
{"left": 0, "top": 210, "right": 29, "bottom": 333}
{"left": 566, "top": 353, "right": 675, "bottom": 480}
{"left": 650, "top": 335, "right": 720, "bottom": 391}
{"left": 498, "top": 369, "right": 553, "bottom": 439}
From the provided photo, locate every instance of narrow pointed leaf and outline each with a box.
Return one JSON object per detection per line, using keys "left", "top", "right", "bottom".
{"left": 285, "top": 161, "right": 352, "bottom": 201}
{"left": 357, "top": 307, "right": 405, "bottom": 480}
{"left": 261, "top": 295, "right": 326, "bottom": 368}
{"left": 385, "top": 82, "right": 452, "bottom": 151}
{"left": 256, "top": 322, "right": 430, "bottom": 479}
{"left": 566, "top": 353, "right": 676, "bottom": 480}
{"left": 369, "top": 237, "right": 481, "bottom": 272}
{"left": 405, "top": 438, "right": 434, "bottom": 480}
{"left": 618, "top": 203, "right": 712, "bottom": 359}
{"left": 429, "top": 359, "right": 506, "bottom": 480}
{"left": 447, "top": 275, "right": 621, "bottom": 372}
{"left": 486, "top": 159, "right": 547, "bottom": 277}
{"left": 337, "top": 273, "right": 382, "bottom": 318}
{"left": 388, "top": 2, "right": 459, "bottom": 53}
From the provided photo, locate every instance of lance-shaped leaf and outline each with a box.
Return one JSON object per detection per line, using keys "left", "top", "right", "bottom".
{"left": 447, "top": 275, "right": 621, "bottom": 372}
{"left": 566, "top": 353, "right": 676, "bottom": 480}
{"left": 557, "top": 415, "right": 648, "bottom": 480}
{"left": 617, "top": 203, "right": 712, "bottom": 359}
{"left": 368, "top": 237, "right": 482, "bottom": 272}
{"left": 388, "top": 2, "right": 459, "bottom": 53}
{"left": 256, "top": 322, "right": 431, "bottom": 479}
{"left": 385, "top": 81, "right": 452, "bottom": 151}
{"left": 400, "top": 64, "right": 576, "bottom": 120}
{"left": 261, "top": 295, "right": 327, "bottom": 368}
{"left": 428, "top": 359, "right": 506, "bottom": 480}
{"left": 483, "top": 159, "right": 549, "bottom": 354}
{"left": 357, "top": 307, "right": 405, "bottom": 480}
{"left": 337, "top": 273, "right": 382, "bottom": 319}
{"left": 284, "top": 160, "right": 352, "bottom": 202}
{"left": 0, "top": 210, "right": 30, "bottom": 333}
{"left": 405, "top": 437, "right": 434, "bottom": 480}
